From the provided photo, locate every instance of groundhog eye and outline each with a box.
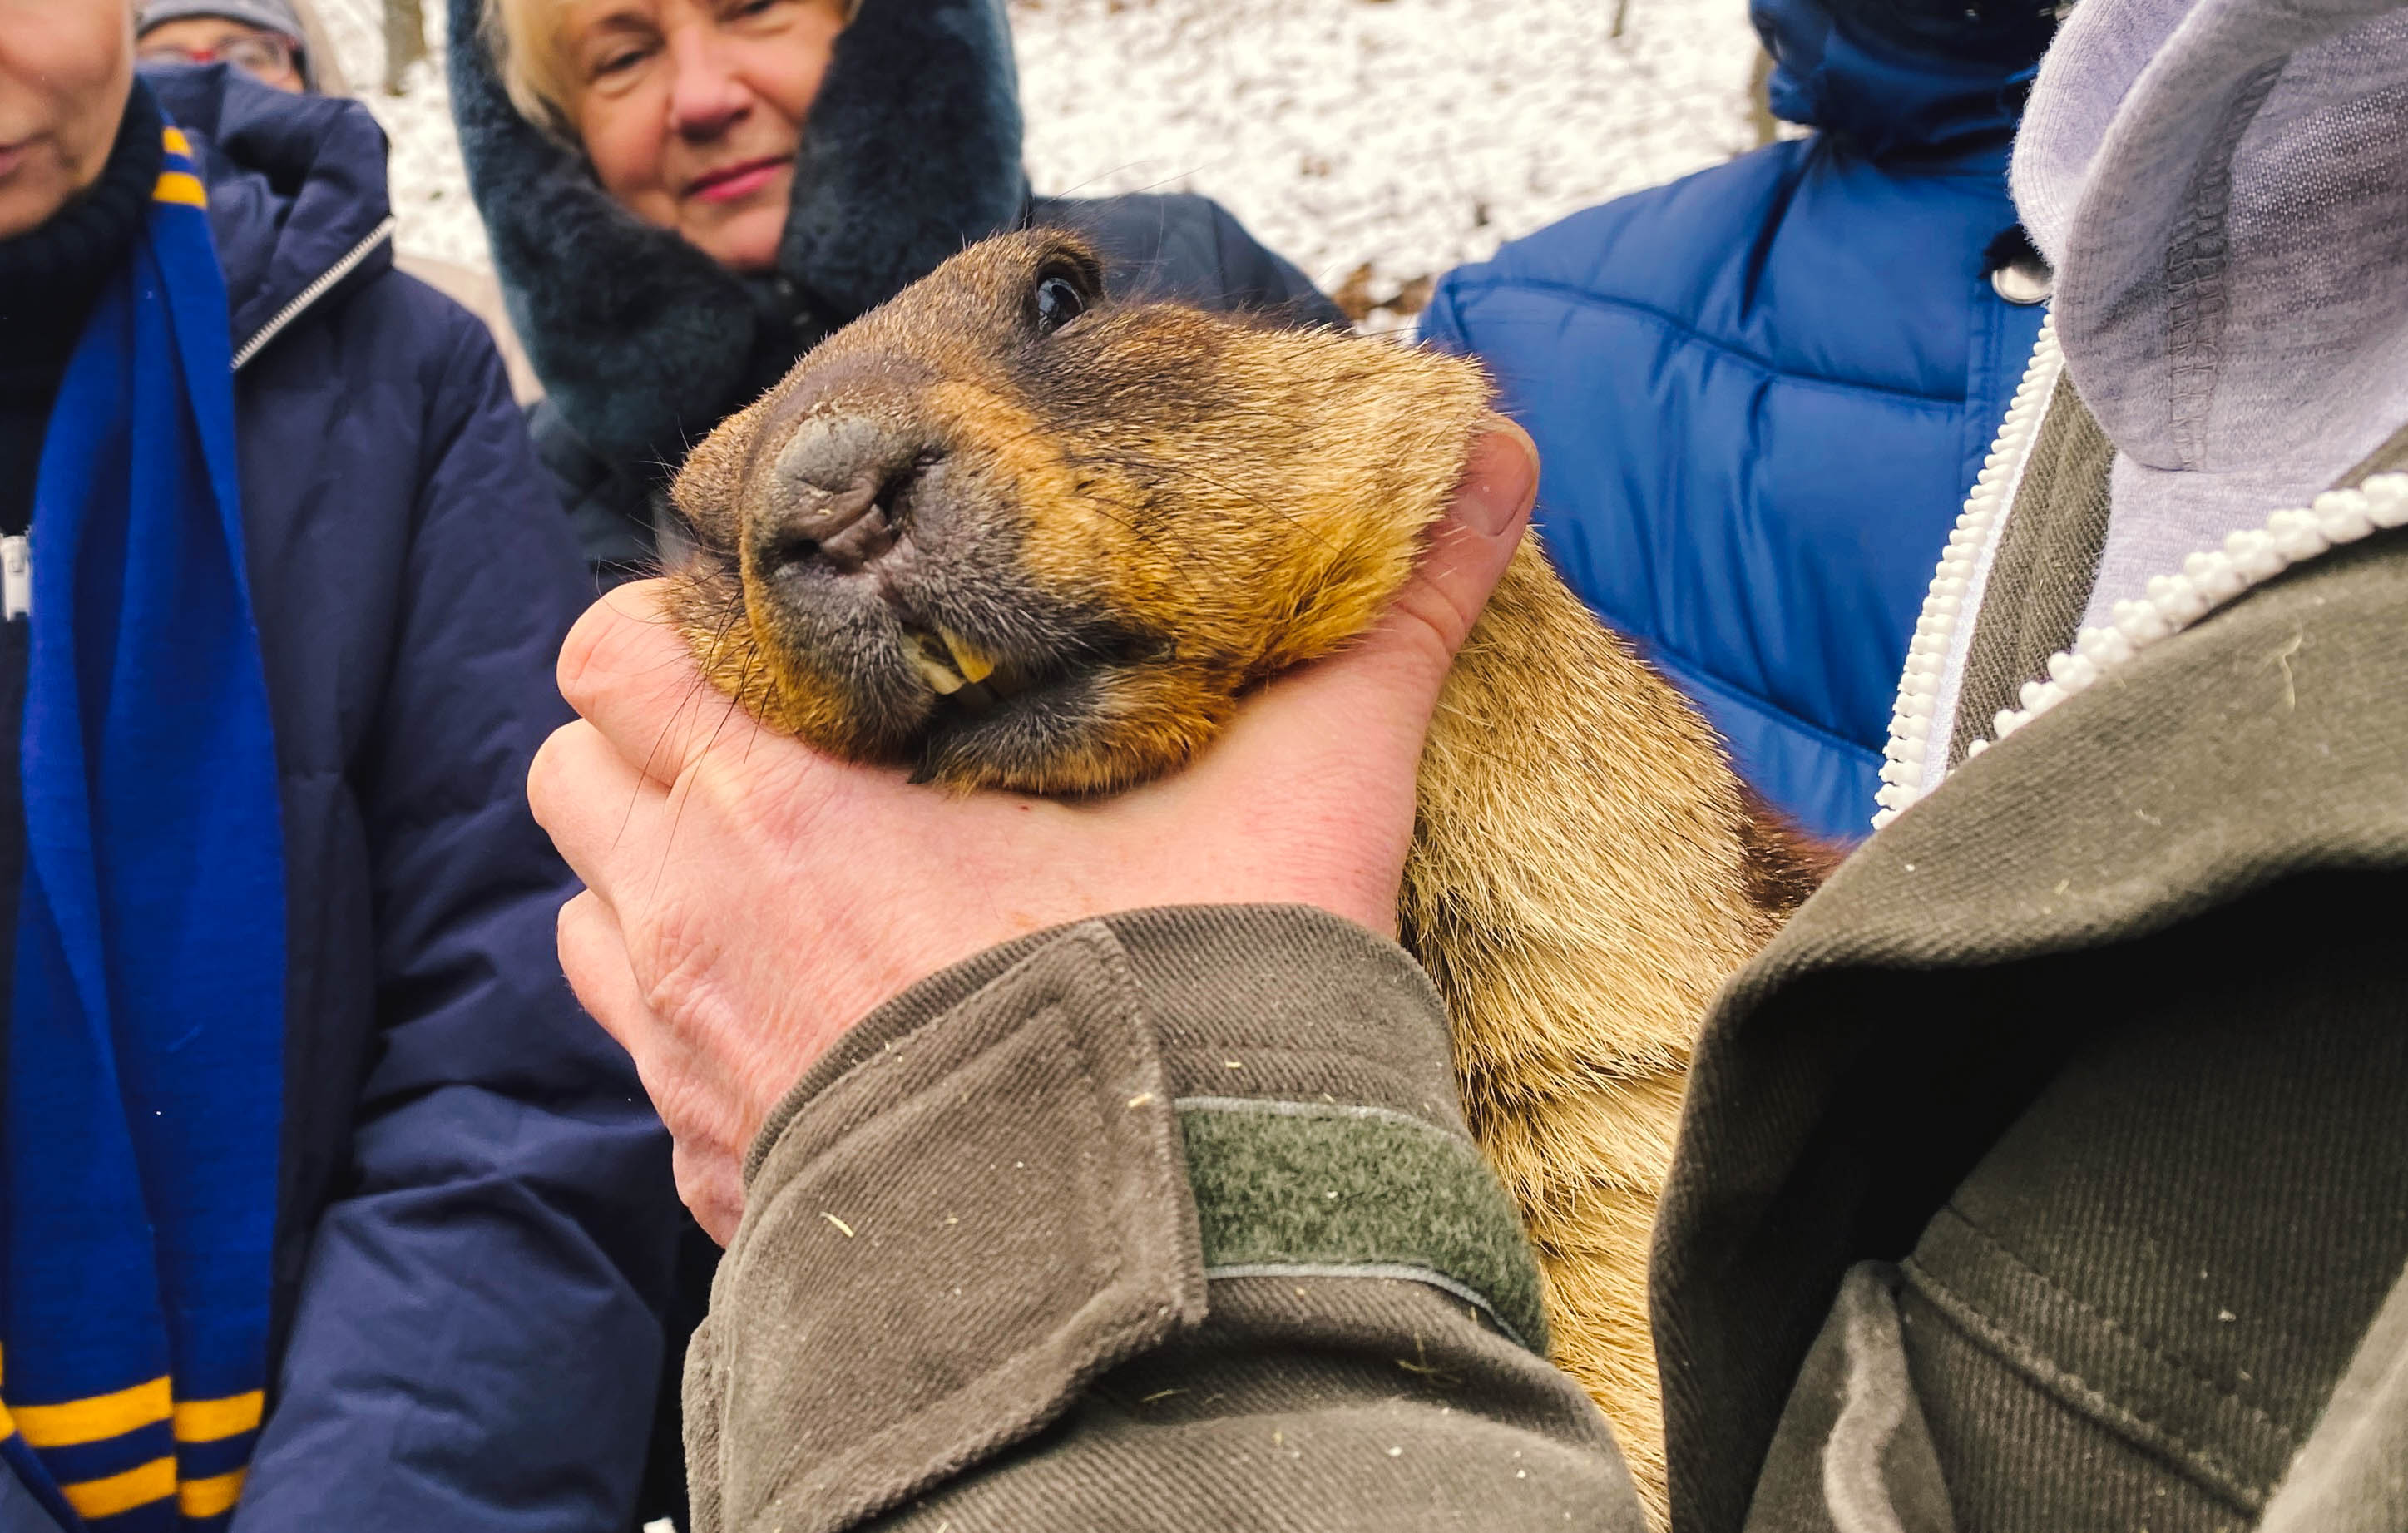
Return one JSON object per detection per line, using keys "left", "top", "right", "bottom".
{"left": 1031, "top": 271, "right": 1090, "bottom": 336}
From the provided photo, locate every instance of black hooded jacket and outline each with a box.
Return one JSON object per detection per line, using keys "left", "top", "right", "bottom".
{"left": 446, "top": 0, "right": 1342, "bottom": 581}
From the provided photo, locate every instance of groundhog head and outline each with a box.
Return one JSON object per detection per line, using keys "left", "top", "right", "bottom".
{"left": 665, "top": 229, "right": 1493, "bottom": 794}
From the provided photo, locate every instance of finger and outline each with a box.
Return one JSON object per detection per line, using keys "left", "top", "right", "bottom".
{"left": 528, "top": 718, "right": 668, "bottom": 902}
{"left": 1360, "top": 417, "right": 1539, "bottom": 682}
{"left": 556, "top": 889, "right": 660, "bottom": 1057}
{"left": 674, "top": 1140, "right": 745, "bottom": 1247}
{"left": 561, "top": 892, "right": 746, "bottom": 1185}
{"left": 556, "top": 578, "right": 758, "bottom": 784}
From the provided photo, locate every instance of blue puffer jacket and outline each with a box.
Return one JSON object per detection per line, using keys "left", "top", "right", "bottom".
{"left": 1421, "top": 0, "right": 2049, "bottom": 842}
{"left": 126, "top": 68, "right": 680, "bottom": 1531}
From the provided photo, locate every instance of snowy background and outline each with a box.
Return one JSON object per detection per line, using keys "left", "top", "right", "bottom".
{"left": 304, "top": 0, "right": 1768, "bottom": 324}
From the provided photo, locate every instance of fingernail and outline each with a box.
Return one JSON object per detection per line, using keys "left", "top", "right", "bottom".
{"left": 1457, "top": 422, "right": 1539, "bottom": 537}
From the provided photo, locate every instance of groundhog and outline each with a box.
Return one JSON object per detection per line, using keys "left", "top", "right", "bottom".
{"left": 665, "top": 229, "right": 1826, "bottom": 1523}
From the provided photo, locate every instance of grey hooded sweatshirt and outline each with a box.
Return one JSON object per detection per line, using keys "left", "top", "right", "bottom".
{"left": 683, "top": 0, "right": 2408, "bottom": 1527}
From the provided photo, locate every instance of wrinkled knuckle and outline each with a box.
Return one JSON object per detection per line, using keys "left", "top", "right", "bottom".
{"left": 651, "top": 1070, "right": 729, "bottom": 1150}
{"left": 559, "top": 584, "right": 671, "bottom": 715}
{"left": 556, "top": 602, "right": 614, "bottom": 715}
{"left": 703, "top": 734, "right": 843, "bottom": 843}
{"left": 1382, "top": 584, "right": 1476, "bottom": 682}
{"left": 554, "top": 888, "right": 590, "bottom": 957}
{"left": 630, "top": 898, "right": 722, "bottom": 1021}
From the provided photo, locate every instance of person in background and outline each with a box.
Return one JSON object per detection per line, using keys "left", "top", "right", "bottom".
{"left": 134, "top": 0, "right": 546, "bottom": 403}
{"left": 449, "top": 0, "right": 1342, "bottom": 584}
{"left": 0, "top": 5, "right": 679, "bottom": 1528}
{"left": 133, "top": 0, "right": 314, "bottom": 90}
{"left": 1422, "top": 0, "right": 2057, "bottom": 843}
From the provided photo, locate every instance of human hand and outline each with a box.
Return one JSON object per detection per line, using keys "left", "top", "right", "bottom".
{"left": 528, "top": 420, "right": 1540, "bottom": 1242}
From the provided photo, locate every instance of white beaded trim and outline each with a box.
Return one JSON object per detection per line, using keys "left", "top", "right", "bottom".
{"left": 1961, "top": 472, "right": 2408, "bottom": 762}
{"left": 1872, "top": 316, "right": 2065, "bottom": 829}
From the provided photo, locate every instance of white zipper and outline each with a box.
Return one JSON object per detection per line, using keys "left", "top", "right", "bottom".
{"left": 1962, "top": 472, "right": 2408, "bottom": 755}
{"left": 1872, "top": 316, "right": 2064, "bottom": 829}
{"left": 2, "top": 534, "right": 28, "bottom": 621}
{"left": 230, "top": 215, "right": 397, "bottom": 373}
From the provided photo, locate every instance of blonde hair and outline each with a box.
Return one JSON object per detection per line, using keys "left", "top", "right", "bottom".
{"left": 481, "top": 0, "right": 579, "bottom": 139}
{"left": 482, "top": 0, "right": 864, "bottom": 141}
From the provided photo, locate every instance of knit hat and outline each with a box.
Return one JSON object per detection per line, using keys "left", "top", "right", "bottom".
{"left": 136, "top": 0, "right": 318, "bottom": 91}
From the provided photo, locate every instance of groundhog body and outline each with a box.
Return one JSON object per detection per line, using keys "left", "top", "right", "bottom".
{"left": 667, "top": 231, "right": 1817, "bottom": 1521}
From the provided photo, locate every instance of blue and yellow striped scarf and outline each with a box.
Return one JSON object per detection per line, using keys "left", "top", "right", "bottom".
{"left": 1, "top": 121, "right": 286, "bottom": 1531}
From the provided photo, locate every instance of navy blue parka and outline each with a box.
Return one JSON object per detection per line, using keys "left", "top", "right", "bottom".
{"left": 1422, "top": 0, "right": 2050, "bottom": 842}
{"left": 112, "top": 67, "right": 678, "bottom": 1530}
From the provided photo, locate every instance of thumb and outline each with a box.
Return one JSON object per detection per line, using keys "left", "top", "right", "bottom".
{"left": 1359, "top": 416, "right": 1540, "bottom": 687}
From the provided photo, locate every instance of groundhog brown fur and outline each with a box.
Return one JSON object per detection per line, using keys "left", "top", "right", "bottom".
{"left": 664, "top": 230, "right": 1827, "bottom": 1521}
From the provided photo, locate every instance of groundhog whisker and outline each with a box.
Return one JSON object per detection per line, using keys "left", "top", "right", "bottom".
{"left": 650, "top": 640, "right": 764, "bottom": 884}
{"left": 625, "top": 587, "right": 748, "bottom": 844}
{"left": 1018, "top": 158, "right": 1189, "bottom": 205}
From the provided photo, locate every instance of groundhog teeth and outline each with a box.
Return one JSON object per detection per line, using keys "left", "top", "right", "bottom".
{"left": 903, "top": 629, "right": 968, "bottom": 695}
{"left": 938, "top": 626, "right": 997, "bottom": 685}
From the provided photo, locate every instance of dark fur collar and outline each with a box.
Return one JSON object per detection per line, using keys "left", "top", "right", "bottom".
{"left": 447, "top": 0, "right": 1027, "bottom": 472}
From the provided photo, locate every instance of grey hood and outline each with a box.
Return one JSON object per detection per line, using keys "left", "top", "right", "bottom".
{"left": 2012, "top": 0, "right": 2408, "bottom": 623}
{"left": 1876, "top": 0, "right": 2408, "bottom": 823}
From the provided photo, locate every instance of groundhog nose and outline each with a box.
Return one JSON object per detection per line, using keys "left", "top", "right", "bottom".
{"left": 755, "top": 413, "right": 941, "bottom": 578}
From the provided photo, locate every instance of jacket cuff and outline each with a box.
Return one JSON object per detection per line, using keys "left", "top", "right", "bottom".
{"left": 690, "top": 905, "right": 1543, "bottom": 1533}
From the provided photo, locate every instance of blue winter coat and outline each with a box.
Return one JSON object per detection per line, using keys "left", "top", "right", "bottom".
{"left": 1420, "top": 0, "right": 2049, "bottom": 842}
{"left": 118, "top": 67, "right": 680, "bottom": 1530}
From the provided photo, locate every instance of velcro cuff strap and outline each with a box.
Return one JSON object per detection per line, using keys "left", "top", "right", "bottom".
{"left": 691, "top": 925, "right": 1208, "bottom": 1533}
{"left": 1179, "top": 1096, "right": 1548, "bottom": 1352}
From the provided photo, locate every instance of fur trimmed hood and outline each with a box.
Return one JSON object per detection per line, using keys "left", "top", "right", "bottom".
{"left": 447, "top": 0, "right": 1027, "bottom": 471}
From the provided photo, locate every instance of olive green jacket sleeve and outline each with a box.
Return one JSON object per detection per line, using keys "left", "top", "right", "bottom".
{"left": 683, "top": 905, "right": 1642, "bottom": 1533}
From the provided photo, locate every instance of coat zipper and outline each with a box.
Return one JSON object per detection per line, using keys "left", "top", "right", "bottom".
{"left": 1872, "top": 315, "right": 2064, "bottom": 828}
{"left": 230, "top": 215, "right": 397, "bottom": 373}
{"left": 6, "top": 217, "right": 401, "bottom": 622}
{"left": 1959, "top": 472, "right": 2407, "bottom": 756}
{"left": 2, "top": 535, "right": 29, "bottom": 621}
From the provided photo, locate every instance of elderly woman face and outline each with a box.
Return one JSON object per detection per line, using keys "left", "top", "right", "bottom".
{"left": 560, "top": 0, "right": 848, "bottom": 273}
{"left": 0, "top": 0, "right": 135, "bottom": 240}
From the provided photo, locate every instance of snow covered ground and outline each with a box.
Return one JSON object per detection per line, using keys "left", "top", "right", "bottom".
{"left": 305, "top": 0, "right": 1765, "bottom": 316}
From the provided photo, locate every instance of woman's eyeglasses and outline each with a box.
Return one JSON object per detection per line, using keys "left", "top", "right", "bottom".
{"left": 137, "top": 32, "right": 299, "bottom": 83}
